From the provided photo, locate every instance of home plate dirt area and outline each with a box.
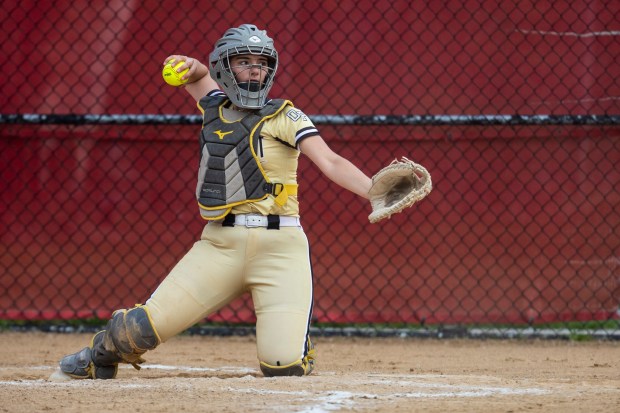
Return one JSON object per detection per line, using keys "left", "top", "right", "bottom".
{"left": 0, "top": 332, "right": 618, "bottom": 412}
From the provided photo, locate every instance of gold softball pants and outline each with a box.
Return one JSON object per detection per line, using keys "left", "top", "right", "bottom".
{"left": 144, "top": 220, "right": 314, "bottom": 368}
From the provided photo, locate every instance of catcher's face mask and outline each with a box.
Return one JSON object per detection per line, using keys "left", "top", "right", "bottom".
{"left": 228, "top": 54, "right": 273, "bottom": 95}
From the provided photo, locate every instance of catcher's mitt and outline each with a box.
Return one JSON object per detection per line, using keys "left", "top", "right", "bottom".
{"left": 368, "top": 157, "right": 432, "bottom": 223}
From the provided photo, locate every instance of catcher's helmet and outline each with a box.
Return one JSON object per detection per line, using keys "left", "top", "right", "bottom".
{"left": 209, "top": 24, "right": 278, "bottom": 109}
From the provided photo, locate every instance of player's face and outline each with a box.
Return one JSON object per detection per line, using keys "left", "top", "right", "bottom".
{"left": 229, "top": 54, "right": 270, "bottom": 84}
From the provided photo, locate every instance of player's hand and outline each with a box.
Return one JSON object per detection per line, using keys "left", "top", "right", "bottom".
{"left": 163, "top": 55, "right": 202, "bottom": 83}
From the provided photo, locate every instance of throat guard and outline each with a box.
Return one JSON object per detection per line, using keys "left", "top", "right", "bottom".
{"left": 196, "top": 96, "right": 292, "bottom": 220}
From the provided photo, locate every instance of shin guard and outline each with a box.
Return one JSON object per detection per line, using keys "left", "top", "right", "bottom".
{"left": 59, "top": 305, "right": 162, "bottom": 379}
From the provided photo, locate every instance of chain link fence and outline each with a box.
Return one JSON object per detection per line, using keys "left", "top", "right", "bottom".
{"left": 1, "top": 1, "right": 619, "bottom": 338}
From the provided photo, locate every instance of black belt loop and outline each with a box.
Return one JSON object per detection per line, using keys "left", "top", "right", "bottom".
{"left": 263, "top": 182, "right": 284, "bottom": 196}
{"left": 267, "top": 214, "right": 280, "bottom": 230}
{"left": 222, "top": 213, "right": 235, "bottom": 227}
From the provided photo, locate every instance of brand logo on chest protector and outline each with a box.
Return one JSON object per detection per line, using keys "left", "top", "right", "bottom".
{"left": 213, "top": 130, "right": 233, "bottom": 140}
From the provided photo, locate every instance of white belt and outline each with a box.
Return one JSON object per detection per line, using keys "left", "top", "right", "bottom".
{"left": 226, "top": 214, "right": 301, "bottom": 228}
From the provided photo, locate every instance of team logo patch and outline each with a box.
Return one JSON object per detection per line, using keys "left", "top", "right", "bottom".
{"left": 286, "top": 109, "right": 301, "bottom": 122}
{"left": 248, "top": 35, "right": 261, "bottom": 43}
{"left": 214, "top": 130, "right": 233, "bottom": 140}
{"left": 286, "top": 108, "right": 309, "bottom": 122}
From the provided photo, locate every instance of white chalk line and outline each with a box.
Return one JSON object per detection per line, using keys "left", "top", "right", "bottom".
{"left": 0, "top": 364, "right": 554, "bottom": 412}
{"left": 0, "top": 379, "right": 150, "bottom": 389}
{"left": 0, "top": 363, "right": 256, "bottom": 374}
{"left": 140, "top": 363, "right": 257, "bottom": 374}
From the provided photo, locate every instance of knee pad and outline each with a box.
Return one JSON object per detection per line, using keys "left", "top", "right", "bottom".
{"left": 260, "top": 360, "right": 307, "bottom": 377}
{"left": 103, "top": 305, "right": 161, "bottom": 366}
{"left": 259, "top": 337, "right": 316, "bottom": 377}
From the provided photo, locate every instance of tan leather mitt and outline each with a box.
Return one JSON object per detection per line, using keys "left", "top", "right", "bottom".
{"left": 368, "top": 157, "right": 432, "bottom": 223}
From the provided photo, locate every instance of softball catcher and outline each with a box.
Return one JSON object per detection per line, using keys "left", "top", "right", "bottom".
{"left": 54, "top": 24, "right": 431, "bottom": 380}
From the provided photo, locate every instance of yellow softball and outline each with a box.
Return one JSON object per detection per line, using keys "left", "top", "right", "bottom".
{"left": 162, "top": 60, "right": 189, "bottom": 86}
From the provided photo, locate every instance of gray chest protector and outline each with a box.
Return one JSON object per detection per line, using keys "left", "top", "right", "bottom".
{"left": 196, "top": 95, "right": 291, "bottom": 220}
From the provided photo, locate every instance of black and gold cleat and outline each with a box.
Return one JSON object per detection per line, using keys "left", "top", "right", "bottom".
{"left": 56, "top": 331, "right": 119, "bottom": 380}
{"left": 58, "top": 347, "right": 114, "bottom": 379}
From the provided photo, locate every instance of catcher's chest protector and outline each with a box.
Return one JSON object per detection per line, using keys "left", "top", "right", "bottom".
{"left": 197, "top": 96, "right": 290, "bottom": 220}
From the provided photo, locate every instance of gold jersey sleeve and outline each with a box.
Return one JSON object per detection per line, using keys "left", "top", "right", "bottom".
{"left": 231, "top": 104, "right": 320, "bottom": 217}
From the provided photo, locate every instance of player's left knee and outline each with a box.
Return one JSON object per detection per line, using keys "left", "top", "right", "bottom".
{"left": 259, "top": 338, "right": 316, "bottom": 377}
{"left": 260, "top": 359, "right": 307, "bottom": 377}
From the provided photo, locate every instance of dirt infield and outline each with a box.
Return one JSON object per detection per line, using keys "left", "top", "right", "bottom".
{"left": 0, "top": 332, "right": 618, "bottom": 412}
